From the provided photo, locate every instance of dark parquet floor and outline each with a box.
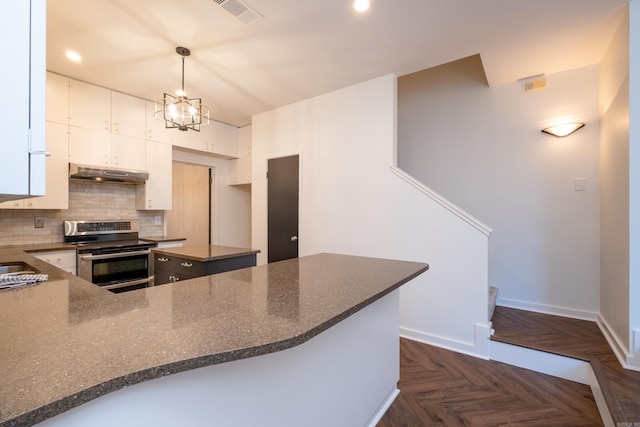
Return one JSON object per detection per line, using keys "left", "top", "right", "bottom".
{"left": 377, "top": 337, "right": 602, "bottom": 427}
{"left": 491, "top": 306, "right": 640, "bottom": 424}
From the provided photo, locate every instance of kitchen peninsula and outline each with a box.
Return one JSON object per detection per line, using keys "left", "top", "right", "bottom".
{"left": 152, "top": 244, "right": 260, "bottom": 285}
{"left": 0, "top": 250, "right": 428, "bottom": 427}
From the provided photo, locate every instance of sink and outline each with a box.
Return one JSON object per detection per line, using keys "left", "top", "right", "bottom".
{"left": 0, "top": 262, "right": 41, "bottom": 275}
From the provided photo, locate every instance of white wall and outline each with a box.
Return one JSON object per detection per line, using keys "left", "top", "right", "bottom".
{"left": 252, "top": 75, "right": 491, "bottom": 357}
{"left": 398, "top": 56, "right": 601, "bottom": 319}
{"left": 599, "top": 7, "right": 631, "bottom": 364}
{"left": 172, "top": 149, "right": 251, "bottom": 248}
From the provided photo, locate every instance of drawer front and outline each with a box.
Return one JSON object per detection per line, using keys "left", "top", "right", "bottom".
{"left": 172, "top": 258, "right": 205, "bottom": 277}
{"left": 154, "top": 254, "right": 205, "bottom": 277}
{"left": 33, "top": 250, "right": 76, "bottom": 269}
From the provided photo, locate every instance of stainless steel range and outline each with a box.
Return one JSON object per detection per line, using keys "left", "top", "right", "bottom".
{"left": 64, "top": 220, "right": 157, "bottom": 293}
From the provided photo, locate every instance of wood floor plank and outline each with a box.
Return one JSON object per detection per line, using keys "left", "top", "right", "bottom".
{"left": 378, "top": 338, "right": 602, "bottom": 427}
{"left": 491, "top": 306, "right": 640, "bottom": 424}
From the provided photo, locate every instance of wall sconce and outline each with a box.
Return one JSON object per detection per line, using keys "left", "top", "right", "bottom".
{"left": 541, "top": 123, "right": 585, "bottom": 137}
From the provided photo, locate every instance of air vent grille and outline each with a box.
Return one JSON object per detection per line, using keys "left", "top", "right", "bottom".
{"left": 213, "top": 0, "right": 263, "bottom": 25}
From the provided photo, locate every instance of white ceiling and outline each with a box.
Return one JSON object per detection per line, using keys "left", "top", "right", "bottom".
{"left": 47, "top": 0, "right": 628, "bottom": 127}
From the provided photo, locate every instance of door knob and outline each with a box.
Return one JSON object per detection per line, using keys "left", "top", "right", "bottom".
{"left": 290, "top": 236, "right": 298, "bottom": 242}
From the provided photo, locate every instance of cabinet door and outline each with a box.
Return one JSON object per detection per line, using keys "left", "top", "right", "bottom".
{"left": 68, "top": 79, "right": 111, "bottom": 132}
{"left": 229, "top": 157, "right": 251, "bottom": 185}
{"left": 68, "top": 126, "right": 111, "bottom": 166}
{"left": 110, "top": 135, "right": 146, "bottom": 170}
{"left": 207, "top": 121, "right": 238, "bottom": 158}
{"left": 111, "top": 92, "right": 146, "bottom": 139}
{"left": 136, "top": 141, "right": 172, "bottom": 210}
{"left": 0, "top": 0, "right": 36, "bottom": 200}
{"left": 26, "top": 123, "right": 69, "bottom": 209}
{"left": 238, "top": 125, "right": 252, "bottom": 157}
{"left": 46, "top": 72, "right": 69, "bottom": 125}
{"left": 145, "top": 100, "right": 176, "bottom": 145}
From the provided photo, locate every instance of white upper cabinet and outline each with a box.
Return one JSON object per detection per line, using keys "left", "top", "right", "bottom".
{"left": 68, "top": 79, "right": 146, "bottom": 170}
{"left": 0, "top": 0, "right": 46, "bottom": 202}
{"left": 68, "top": 126, "right": 111, "bottom": 166}
{"left": 172, "top": 120, "right": 239, "bottom": 158}
{"left": 111, "top": 134, "right": 146, "bottom": 170}
{"left": 111, "top": 91, "right": 146, "bottom": 139}
{"left": 136, "top": 140, "right": 172, "bottom": 210}
{"left": 46, "top": 72, "right": 69, "bottom": 125}
{"left": 68, "top": 79, "right": 111, "bottom": 133}
{"left": 24, "top": 123, "right": 69, "bottom": 209}
{"left": 145, "top": 100, "right": 176, "bottom": 145}
{"left": 229, "top": 125, "right": 251, "bottom": 186}
{"left": 207, "top": 121, "right": 239, "bottom": 158}
{"left": 0, "top": 122, "right": 69, "bottom": 209}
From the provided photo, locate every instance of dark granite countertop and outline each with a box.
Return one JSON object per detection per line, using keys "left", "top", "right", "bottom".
{"left": 0, "top": 250, "right": 428, "bottom": 427}
{"left": 152, "top": 244, "right": 260, "bottom": 262}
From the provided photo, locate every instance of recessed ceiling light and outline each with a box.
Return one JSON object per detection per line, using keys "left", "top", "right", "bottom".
{"left": 65, "top": 50, "right": 82, "bottom": 62}
{"left": 353, "top": 0, "right": 370, "bottom": 12}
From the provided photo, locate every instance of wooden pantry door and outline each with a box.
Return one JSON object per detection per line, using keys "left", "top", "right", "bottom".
{"left": 166, "top": 162, "right": 211, "bottom": 245}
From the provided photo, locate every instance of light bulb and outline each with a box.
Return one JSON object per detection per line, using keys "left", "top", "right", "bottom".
{"left": 353, "top": 0, "right": 370, "bottom": 12}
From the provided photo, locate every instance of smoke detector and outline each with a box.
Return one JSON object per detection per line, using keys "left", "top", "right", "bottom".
{"left": 212, "top": 0, "right": 263, "bottom": 25}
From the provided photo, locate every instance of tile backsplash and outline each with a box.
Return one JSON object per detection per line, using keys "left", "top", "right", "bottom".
{"left": 0, "top": 182, "right": 164, "bottom": 246}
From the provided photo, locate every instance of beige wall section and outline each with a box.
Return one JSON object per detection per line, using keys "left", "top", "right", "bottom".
{"left": 599, "top": 7, "right": 631, "bottom": 357}
{"left": 397, "top": 55, "right": 601, "bottom": 318}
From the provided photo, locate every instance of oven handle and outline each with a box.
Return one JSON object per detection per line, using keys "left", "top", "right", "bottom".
{"left": 79, "top": 249, "right": 152, "bottom": 261}
{"left": 102, "top": 276, "right": 155, "bottom": 290}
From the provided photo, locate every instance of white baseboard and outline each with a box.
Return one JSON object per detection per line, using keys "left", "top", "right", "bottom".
{"left": 597, "top": 316, "right": 640, "bottom": 372}
{"left": 400, "top": 323, "right": 491, "bottom": 360}
{"left": 497, "top": 297, "right": 598, "bottom": 321}
{"left": 489, "top": 340, "right": 591, "bottom": 384}
{"left": 489, "top": 341, "right": 614, "bottom": 427}
{"left": 364, "top": 388, "right": 399, "bottom": 427}
{"left": 630, "top": 329, "right": 640, "bottom": 371}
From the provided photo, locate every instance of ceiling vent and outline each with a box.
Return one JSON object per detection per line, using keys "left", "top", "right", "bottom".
{"left": 212, "top": 0, "right": 263, "bottom": 25}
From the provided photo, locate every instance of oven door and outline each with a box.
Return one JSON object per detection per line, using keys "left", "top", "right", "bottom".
{"left": 78, "top": 249, "right": 154, "bottom": 293}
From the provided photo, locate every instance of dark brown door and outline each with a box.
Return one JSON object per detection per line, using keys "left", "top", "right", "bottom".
{"left": 267, "top": 155, "right": 299, "bottom": 263}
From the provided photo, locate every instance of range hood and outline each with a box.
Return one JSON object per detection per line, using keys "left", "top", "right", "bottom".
{"left": 69, "top": 163, "right": 149, "bottom": 184}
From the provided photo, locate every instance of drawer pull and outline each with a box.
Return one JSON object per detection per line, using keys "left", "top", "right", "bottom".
{"left": 157, "top": 257, "right": 169, "bottom": 262}
{"left": 180, "top": 262, "right": 193, "bottom": 268}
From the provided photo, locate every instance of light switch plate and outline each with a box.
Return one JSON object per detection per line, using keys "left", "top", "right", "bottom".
{"left": 575, "top": 178, "right": 587, "bottom": 191}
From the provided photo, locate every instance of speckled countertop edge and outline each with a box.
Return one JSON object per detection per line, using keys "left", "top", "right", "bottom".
{"left": 151, "top": 244, "right": 261, "bottom": 262}
{"left": 0, "top": 251, "right": 428, "bottom": 427}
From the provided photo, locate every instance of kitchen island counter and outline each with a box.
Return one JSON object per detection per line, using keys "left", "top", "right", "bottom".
{"left": 152, "top": 243, "right": 260, "bottom": 262}
{"left": 0, "top": 252, "right": 428, "bottom": 427}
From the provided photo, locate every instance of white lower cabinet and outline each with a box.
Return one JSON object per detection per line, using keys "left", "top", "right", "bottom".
{"left": 32, "top": 250, "right": 76, "bottom": 275}
{"left": 136, "top": 141, "right": 172, "bottom": 210}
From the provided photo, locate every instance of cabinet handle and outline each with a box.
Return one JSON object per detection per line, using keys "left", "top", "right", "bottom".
{"left": 180, "top": 262, "right": 193, "bottom": 268}
{"left": 157, "top": 257, "right": 169, "bottom": 262}
{"left": 104, "top": 120, "right": 110, "bottom": 132}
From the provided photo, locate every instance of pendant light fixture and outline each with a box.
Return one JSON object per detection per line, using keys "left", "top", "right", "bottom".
{"left": 155, "top": 47, "right": 210, "bottom": 132}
